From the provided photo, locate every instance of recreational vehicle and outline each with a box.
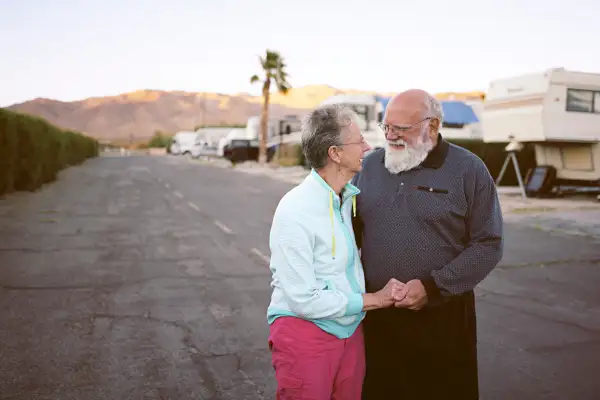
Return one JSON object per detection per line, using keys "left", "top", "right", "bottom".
{"left": 217, "top": 116, "right": 301, "bottom": 162}
{"left": 482, "top": 68, "right": 600, "bottom": 187}
{"left": 169, "top": 131, "right": 202, "bottom": 157}
{"left": 318, "top": 94, "right": 389, "bottom": 148}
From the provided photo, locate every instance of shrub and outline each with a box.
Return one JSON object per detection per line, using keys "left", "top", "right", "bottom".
{"left": 147, "top": 130, "right": 172, "bottom": 148}
{"left": 275, "top": 143, "right": 306, "bottom": 167}
{"left": 0, "top": 108, "right": 99, "bottom": 196}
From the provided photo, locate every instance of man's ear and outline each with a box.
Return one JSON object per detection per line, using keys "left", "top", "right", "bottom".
{"left": 429, "top": 118, "right": 441, "bottom": 138}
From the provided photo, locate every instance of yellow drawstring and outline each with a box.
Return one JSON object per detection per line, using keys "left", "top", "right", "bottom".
{"left": 352, "top": 195, "right": 356, "bottom": 217}
{"left": 329, "top": 192, "right": 336, "bottom": 259}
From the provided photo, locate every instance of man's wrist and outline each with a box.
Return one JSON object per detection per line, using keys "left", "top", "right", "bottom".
{"left": 421, "top": 276, "right": 443, "bottom": 305}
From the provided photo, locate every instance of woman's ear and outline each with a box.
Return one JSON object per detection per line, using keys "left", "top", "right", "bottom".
{"left": 327, "top": 145, "right": 342, "bottom": 164}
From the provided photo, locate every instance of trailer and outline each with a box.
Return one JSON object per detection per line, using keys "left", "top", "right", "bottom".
{"left": 217, "top": 116, "right": 301, "bottom": 161}
{"left": 482, "top": 68, "right": 600, "bottom": 190}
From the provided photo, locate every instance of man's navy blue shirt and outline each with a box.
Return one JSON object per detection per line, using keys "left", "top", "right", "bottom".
{"left": 351, "top": 134, "right": 504, "bottom": 303}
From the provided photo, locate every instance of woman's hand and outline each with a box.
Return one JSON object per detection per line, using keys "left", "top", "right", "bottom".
{"left": 362, "top": 278, "right": 408, "bottom": 311}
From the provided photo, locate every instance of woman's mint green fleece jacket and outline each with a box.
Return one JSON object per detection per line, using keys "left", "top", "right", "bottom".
{"left": 266, "top": 169, "right": 366, "bottom": 339}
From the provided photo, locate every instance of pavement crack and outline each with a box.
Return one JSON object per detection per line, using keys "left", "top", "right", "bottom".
{"left": 477, "top": 296, "right": 600, "bottom": 335}
{"left": 524, "top": 338, "right": 600, "bottom": 354}
{"left": 0, "top": 276, "right": 181, "bottom": 291}
{"left": 0, "top": 273, "right": 267, "bottom": 292}
{"left": 90, "top": 312, "right": 232, "bottom": 358}
{"left": 498, "top": 258, "right": 600, "bottom": 269}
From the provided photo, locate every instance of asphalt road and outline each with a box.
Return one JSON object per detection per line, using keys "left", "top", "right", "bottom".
{"left": 0, "top": 155, "right": 599, "bottom": 400}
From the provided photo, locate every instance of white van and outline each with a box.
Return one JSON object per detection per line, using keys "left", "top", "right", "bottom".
{"left": 169, "top": 131, "right": 202, "bottom": 157}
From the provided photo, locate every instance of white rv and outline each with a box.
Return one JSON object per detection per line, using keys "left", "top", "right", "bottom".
{"left": 279, "top": 94, "right": 389, "bottom": 148}
{"left": 195, "top": 127, "right": 232, "bottom": 156}
{"left": 169, "top": 131, "right": 202, "bottom": 157}
{"left": 217, "top": 116, "right": 301, "bottom": 157}
{"left": 439, "top": 99, "right": 484, "bottom": 141}
{"left": 482, "top": 68, "right": 600, "bottom": 186}
{"left": 319, "top": 94, "right": 388, "bottom": 148}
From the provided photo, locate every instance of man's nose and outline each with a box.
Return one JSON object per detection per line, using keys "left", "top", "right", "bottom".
{"left": 385, "top": 130, "right": 400, "bottom": 141}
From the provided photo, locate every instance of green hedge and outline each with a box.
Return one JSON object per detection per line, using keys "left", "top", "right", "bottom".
{"left": 0, "top": 108, "right": 99, "bottom": 196}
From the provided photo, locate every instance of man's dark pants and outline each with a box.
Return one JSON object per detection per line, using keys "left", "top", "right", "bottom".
{"left": 362, "top": 292, "right": 479, "bottom": 400}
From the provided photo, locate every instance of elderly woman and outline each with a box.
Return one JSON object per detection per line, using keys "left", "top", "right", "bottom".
{"left": 266, "top": 104, "right": 405, "bottom": 399}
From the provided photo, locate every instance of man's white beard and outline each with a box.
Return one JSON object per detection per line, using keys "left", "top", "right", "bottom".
{"left": 384, "top": 134, "right": 434, "bottom": 174}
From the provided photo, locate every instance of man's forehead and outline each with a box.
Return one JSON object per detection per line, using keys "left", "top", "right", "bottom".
{"left": 384, "top": 92, "right": 428, "bottom": 122}
{"left": 384, "top": 105, "right": 424, "bottom": 123}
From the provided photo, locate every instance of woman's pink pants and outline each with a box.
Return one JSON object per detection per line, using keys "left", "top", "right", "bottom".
{"left": 268, "top": 316, "right": 365, "bottom": 399}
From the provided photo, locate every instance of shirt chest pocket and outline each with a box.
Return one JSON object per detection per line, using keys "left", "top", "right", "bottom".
{"left": 402, "top": 186, "right": 461, "bottom": 222}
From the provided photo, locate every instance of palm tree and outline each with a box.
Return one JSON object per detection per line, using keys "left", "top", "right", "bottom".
{"left": 250, "top": 50, "right": 291, "bottom": 165}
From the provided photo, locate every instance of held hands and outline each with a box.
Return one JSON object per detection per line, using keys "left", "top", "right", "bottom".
{"left": 374, "top": 278, "right": 408, "bottom": 308}
{"left": 365, "top": 278, "right": 429, "bottom": 311}
{"left": 393, "top": 279, "right": 428, "bottom": 311}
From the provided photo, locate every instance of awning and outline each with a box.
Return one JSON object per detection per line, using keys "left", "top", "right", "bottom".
{"left": 440, "top": 101, "right": 479, "bottom": 125}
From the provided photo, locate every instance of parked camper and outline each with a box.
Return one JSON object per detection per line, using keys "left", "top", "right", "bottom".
{"left": 218, "top": 116, "right": 301, "bottom": 162}
{"left": 317, "top": 94, "right": 389, "bottom": 148}
{"left": 195, "top": 127, "right": 232, "bottom": 157}
{"left": 169, "top": 131, "right": 201, "bottom": 157}
{"left": 482, "top": 67, "right": 600, "bottom": 187}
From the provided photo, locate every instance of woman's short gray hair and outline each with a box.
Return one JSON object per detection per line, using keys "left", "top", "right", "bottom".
{"left": 301, "top": 104, "right": 358, "bottom": 170}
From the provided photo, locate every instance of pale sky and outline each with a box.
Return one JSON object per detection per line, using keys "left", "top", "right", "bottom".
{"left": 1, "top": 0, "right": 598, "bottom": 106}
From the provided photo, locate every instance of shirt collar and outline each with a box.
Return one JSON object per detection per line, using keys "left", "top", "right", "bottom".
{"left": 380, "top": 133, "right": 449, "bottom": 170}
{"left": 421, "top": 133, "right": 450, "bottom": 169}
{"left": 309, "top": 169, "right": 360, "bottom": 202}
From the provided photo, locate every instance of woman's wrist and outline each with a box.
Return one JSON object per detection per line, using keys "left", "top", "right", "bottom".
{"left": 362, "top": 293, "right": 383, "bottom": 311}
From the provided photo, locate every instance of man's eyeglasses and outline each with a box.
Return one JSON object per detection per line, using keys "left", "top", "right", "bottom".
{"left": 378, "top": 117, "right": 433, "bottom": 134}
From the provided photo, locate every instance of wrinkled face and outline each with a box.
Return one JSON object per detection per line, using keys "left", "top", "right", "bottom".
{"left": 381, "top": 97, "right": 437, "bottom": 174}
{"left": 333, "top": 122, "right": 371, "bottom": 174}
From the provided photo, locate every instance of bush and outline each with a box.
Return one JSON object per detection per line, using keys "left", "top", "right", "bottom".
{"left": 0, "top": 108, "right": 98, "bottom": 196}
{"left": 147, "top": 130, "right": 172, "bottom": 148}
{"left": 275, "top": 143, "right": 306, "bottom": 167}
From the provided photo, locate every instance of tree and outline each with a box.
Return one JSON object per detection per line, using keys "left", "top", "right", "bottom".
{"left": 147, "top": 130, "right": 172, "bottom": 148}
{"left": 250, "top": 50, "right": 291, "bottom": 164}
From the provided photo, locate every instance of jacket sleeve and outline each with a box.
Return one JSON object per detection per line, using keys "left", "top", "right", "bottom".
{"left": 423, "top": 158, "right": 504, "bottom": 305}
{"left": 270, "top": 212, "right": 364, "bottom": 319}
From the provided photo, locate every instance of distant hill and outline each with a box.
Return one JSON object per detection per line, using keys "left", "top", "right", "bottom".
{"left": 6, "top": 85, "right": 484, "bottom": 143}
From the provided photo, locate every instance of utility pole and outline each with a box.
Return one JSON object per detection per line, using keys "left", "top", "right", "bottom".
{"left": 201, "top": 91, "right": 207, "bottom": 128}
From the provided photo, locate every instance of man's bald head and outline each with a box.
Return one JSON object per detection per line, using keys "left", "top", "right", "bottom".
{"left": 387, "top": 89, "right": 430, "bottom": 117}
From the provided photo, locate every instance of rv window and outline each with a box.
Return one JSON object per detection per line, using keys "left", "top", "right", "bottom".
{"left": 566, "top": 89, "right": 593, "bottom": 113}
{"left": 231, "top": 140, "right": 249, "bottom": 148}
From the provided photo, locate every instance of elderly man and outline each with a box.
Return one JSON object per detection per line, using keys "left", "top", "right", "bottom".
{"left": 351, "top": 89, "right": 503, "bottom": 399}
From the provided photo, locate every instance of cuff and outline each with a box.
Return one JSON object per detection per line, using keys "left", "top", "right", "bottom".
{"left": 421, "top": 276, "right": 444, "bottom": 306}
{"left": 344, "top": 292, "right": 364, "bottom": 316}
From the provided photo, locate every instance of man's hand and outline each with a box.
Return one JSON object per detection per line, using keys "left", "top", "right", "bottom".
{"left": 377, "top": 278, "right": 408, "bottom": 308}
{"left": 362, "top": 278, "right": 407, "bottom": 311}
{"left": 394, "top": 279, "right": 428, "bottom": 311}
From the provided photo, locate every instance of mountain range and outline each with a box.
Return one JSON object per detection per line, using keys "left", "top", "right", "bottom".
{"left": 5, "top": 85, "right": 484, "bottom": 143}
